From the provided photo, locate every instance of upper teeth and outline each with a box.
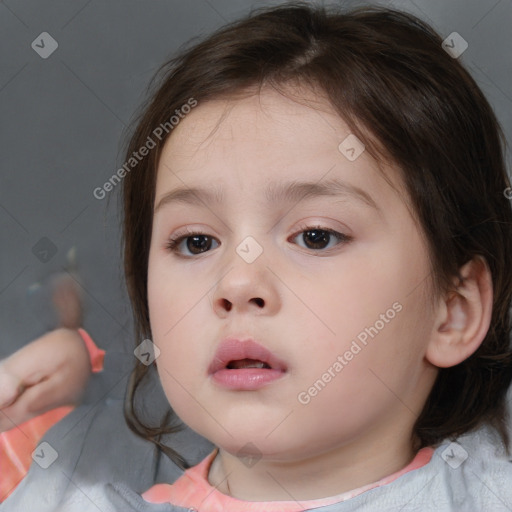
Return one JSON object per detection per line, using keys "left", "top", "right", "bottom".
{"left": 246, "top": 362, "right": 266, "bottom": 368}
{"left": 228, "top": 359, "right": 269, "bottom": 369}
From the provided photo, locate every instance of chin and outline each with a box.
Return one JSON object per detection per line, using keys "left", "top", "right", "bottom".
{"left": 209, "top": 429, "right": 301, "bottom": 461}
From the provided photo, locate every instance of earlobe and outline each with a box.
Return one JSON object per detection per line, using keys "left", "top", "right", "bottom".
{"left": 425, "top": 256, "right": 493, "bottom": 368}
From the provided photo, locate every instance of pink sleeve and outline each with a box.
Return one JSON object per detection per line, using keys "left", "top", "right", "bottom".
{"left": 77, "top": 328, "right": 105, "bottom": 373}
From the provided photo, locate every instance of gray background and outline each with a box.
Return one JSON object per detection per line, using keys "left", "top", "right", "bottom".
{"left": 1, "top": 0, "right": 511, "bottom": 394}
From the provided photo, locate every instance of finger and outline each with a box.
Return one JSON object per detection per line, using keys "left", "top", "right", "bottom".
{"left": 51, "top": 273, "right": 83, "bottom": 328}
{"left": 0, "top": 372, "right": 24, "bottom": 409}
{"left": 20, "top": 371, "right": 83, "bottom": 417}
{"left": 1, "top": 333, "right": 60, "bottom": 390}
{"left": 0, "top": 376, "right": 65, "bottom": 432}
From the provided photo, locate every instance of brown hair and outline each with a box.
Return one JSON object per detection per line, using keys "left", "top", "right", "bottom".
{"left": 122, "top": 2, "right": 512, "bottom": 467}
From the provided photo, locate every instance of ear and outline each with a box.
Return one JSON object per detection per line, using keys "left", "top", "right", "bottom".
{"left": 425, "top": 255, "right": 493, "bottom": 368}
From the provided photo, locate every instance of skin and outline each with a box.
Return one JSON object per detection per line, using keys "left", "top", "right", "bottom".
{"left": 0, "top": 328, "right": 91, "bottom": 431}
{"left": 147, "top": 86, "right": 493, "bottom": 501}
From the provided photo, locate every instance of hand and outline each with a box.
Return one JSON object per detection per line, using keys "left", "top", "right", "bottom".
{"left": 0, "top": 328, "right": 91, "bottom": 432}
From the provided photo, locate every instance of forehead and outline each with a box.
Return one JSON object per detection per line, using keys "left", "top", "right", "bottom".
{"left": 155, "top": 86, "right": 407, "bottom": 212}
{"left": 162, "top": 86, "right": 351, "bottom": 163}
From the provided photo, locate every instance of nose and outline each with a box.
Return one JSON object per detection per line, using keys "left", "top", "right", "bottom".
{"left": 211, "top": 251, "right": 281, "bottom": 318}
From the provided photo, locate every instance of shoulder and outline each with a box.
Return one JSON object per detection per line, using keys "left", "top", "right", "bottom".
{"left": 51, "top": 482, "right": 189, "bottom": 512}
{"left": 306, "top": 426, "right": 512, "bottom": 512}
{"left": 442, "top": 425, "right": 512, "bottom": 509}
{"left": 0, "top": 397, "right": 212, "bottom": 512}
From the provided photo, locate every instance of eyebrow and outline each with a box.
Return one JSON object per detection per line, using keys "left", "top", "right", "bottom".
{"left": 154, "top": 178, "right": 380, "bottom": 213}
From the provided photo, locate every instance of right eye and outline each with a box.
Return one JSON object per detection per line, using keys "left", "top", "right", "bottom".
{"left": 166, "top": 231, "right": 220, "bottom": 257}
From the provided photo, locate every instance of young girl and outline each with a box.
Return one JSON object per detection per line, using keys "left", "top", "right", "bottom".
{"left": 4, "top": 2, "right": 512, "bottom": 511}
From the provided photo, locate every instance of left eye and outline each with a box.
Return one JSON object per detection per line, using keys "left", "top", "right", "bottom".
{"left": 290, "top": 227, "right": 350, "bottom": 251}
{"left": 166, "top": 232, "right": 220, "bottom": 256}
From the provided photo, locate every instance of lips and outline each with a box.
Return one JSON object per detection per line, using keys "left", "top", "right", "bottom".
{"left": 208, "top": 338, "right": 287, "bottom": 374}
{"left": 208, "top": 338, "right": 287, "bottom": 390}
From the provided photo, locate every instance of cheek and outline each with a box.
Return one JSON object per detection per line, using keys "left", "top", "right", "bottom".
{"left": 147, "top": 257, "right": 201, "bottom": 380}
{"left": 295, "top": 268, "right": 398, "bottom": 354}
{"left": 293, "top": 275, "right": 429, "bottom": 403}
{"left": 149, "top": 296, "right": 209, "bottom": 425}
{"left": 147, "top": 255, "right": 206, "bottom": 338}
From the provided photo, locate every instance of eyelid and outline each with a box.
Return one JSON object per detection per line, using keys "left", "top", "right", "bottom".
{"left": 290, "top": 222, "right": 345, "bottom": 238}
{"left": 168, "top": 225, "right": 219, "bottom": 244}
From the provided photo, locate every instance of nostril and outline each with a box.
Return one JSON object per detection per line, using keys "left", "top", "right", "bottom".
{"left": 221, "top": 298, "right": 232, "bottom": 311}
{"left": 251, "top": 297, "right": 264, "bottom": 308}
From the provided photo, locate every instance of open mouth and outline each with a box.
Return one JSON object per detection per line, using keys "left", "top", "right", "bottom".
{"left": 226, "top": 358, "right": 272, "bottom": 370}
{"left": 208, "top": 338, "right": 287, "bottom": 375}
{"left": 212, "top": 360, "right": 284, "bottom": 389}
{"left": 208, "top": 338, "right": 287, "bottom": 389}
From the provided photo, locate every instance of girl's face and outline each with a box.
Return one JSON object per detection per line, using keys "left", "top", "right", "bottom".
{"left": 147, "top": 87, "right": 439, "bottom": 462}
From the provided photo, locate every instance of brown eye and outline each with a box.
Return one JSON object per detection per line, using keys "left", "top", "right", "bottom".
{"left": 301, "top": 229, "right": 331, "bottom": 249}
{"left": 167, "top": 232, "right": 219, "bottom": 256}
{"left": 185, "top": 235, "right": 214, "bottom": 254}
{"left": 291, "top": 226, "right": 349, "bottom": 251}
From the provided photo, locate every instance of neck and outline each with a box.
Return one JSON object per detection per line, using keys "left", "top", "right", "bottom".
{"left": 208, "top": 428, "right": 417, "bottom": 502}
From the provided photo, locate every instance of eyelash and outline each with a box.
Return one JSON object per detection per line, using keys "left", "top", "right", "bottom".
{"left": 166, "top": 225, "right": 352, "bottom": 257}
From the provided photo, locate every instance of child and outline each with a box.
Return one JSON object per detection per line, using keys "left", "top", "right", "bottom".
{"left": 4, "top": 2, "right": 512, "bottom": 511}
